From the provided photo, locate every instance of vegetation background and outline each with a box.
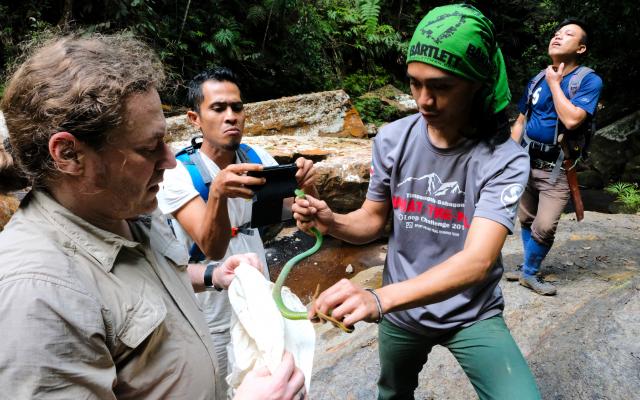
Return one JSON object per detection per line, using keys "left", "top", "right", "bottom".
{"left": 1, "top": 0, "right": 638, "bottom": 125}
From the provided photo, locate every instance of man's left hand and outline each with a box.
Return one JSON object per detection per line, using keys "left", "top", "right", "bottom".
{"left": 214, "top": 253, "right": 264, "bottom": 289}
{"left": 309, "top": 278, "right": 381, "bottom": 328}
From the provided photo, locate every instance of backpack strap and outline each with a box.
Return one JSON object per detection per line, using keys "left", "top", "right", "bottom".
{"left": 568, "top": 66, "right": 594, "bottom": 99}
{"left": 238, "top": 143, "right": 263, "bottom": 164}
{"left": 525, "top": 70, "right": 547, "bottom": 118}
{"left": 521, "top": 70, "right": 563, "bottom": 183}
{"left": 568, "top": 66, "right": 597, "bottom": 161}
{"left": 521, "top": 70, "right": 547, "bottom": 154}
{"left": 547, "top": 66, "right": 595, "bottom": 182}
{"left": 176, "top": 136, "right": 212, "bottom": 201}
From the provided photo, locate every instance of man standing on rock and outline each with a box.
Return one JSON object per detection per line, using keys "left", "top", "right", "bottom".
{"left": 157, "top": 67, "right": 316, "bottom": 397}
{"left": 508, "top": 19, "right": 603, "bottom": 295}
{"left": 293, "top": 4, "right": 540, "bottom": 399}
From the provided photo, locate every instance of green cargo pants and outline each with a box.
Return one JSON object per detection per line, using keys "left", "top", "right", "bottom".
{"left": 377, "top": 315, "right": 541, "bottom": 400}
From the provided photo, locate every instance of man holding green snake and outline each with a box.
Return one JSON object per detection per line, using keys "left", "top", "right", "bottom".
{"left": 293, "top": 4, "right": 541, "bottom": 399}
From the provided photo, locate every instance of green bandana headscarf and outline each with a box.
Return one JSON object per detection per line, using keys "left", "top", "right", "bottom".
{"left": 406, "top": 4, "right": 510, "bottom": 114}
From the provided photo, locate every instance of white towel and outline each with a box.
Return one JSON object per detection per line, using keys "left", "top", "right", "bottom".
{"left": 226, "top": 264, "right": 315, "bottom": 397}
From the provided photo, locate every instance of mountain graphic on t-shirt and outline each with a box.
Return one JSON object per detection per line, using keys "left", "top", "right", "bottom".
{"left": 396, "top": 173, "right": 464, "bottom": 197}
{"left": 433, "top": 181, "right": 464, "bottom": 196}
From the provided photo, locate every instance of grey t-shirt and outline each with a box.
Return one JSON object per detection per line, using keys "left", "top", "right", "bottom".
{"left": 367, "top": 114, "right": 529, "bottom": 336}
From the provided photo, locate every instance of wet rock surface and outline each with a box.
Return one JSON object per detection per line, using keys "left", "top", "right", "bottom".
{"left": 301, "top": 212, "right": 640, "bottom": 399}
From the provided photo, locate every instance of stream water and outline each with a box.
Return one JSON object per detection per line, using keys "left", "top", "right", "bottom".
{"left": 265, "top": 227, "right": 387, "bottom": 303}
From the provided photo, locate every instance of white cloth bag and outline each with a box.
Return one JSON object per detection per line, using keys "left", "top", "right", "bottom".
{"left": 226, "top": 264, "right": 315, "bottom": 396}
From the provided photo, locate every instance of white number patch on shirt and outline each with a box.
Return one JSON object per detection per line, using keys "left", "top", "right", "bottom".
{"left": 532, "top": 87, "right": 542, "bottom": 105}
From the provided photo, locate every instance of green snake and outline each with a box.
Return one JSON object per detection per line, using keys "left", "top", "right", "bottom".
{"left": 271, "top": 189, "right": 353, "bottom": 333}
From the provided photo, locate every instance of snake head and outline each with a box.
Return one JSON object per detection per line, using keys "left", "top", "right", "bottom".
{"left": 312, "top": 311, "right": 354, "bottom": 333}
{"left": 294, "top": 188, "right": 306, "bottom": 199}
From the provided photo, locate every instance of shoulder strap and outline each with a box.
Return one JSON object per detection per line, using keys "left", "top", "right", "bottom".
{"left": 175, "top": 136, "right": 212, "bottom": 201}
{"left": 237, "top": 143, "right": 263, "bottom": 164}
{"left": 521, "top": 70, "right": 546, "bottom": 149}
{"left": 526, "top": 70, "right": 546, "bottom": 114}
{"left": 174, "top": 136, "right": 211, "bottom": 263}
{"left": 567, "top": 66, "right": 595, "bottom": 99}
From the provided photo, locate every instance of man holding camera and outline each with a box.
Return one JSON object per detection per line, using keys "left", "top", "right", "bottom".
{"left": 157, "top": 67, "right": 316, "bottom": 398}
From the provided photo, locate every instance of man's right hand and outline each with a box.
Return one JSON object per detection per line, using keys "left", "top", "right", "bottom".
{"left": 234, "top": 352, "right": 306, "bottom": 400}
{"left": 291, "top": 194, "right": 334, "bottom": 235}
{"left": 210, "top": 163, "right": 265, "bottom": 199}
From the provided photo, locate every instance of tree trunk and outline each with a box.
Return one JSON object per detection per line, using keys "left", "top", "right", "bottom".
{"left": 57, "top": 0, "right": 73, "bottom": 29}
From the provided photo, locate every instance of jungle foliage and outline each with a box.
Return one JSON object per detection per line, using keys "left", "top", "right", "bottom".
{"left": 606, "top": 182, "right": 640, "bottom": 213}
{"left": 1, "top": 0, "right": 638, "bottom": 123}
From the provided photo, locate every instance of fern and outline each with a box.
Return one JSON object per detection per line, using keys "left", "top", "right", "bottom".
{"left": 200, "top": 41, "right": 217, "bottom": 55}
{"left": 246, "top": 5, "right": 266, "bottom": 24}
{"left": 213, "top": 28, "right": 238, "bottom": 48}
{"left": 358, "top": 0, "right": 381, "bottom": 33}
{"left": 606, "top": 182, "right": 640, "bottom": 213}
{"left": 605, "top": 182, "right": 635, "bottom": 196}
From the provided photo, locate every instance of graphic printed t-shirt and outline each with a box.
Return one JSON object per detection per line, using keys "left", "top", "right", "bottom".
{"left": 518, "top": 68, "right": 603, "bottom": 144}
{"left": 157, "top": 145, "right": 277, "bottom": 334}
{"left": 367, "top": 114, "right": 529, "bottom": 335}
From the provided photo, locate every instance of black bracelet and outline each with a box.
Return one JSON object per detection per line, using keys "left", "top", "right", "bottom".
{"left": 365, "top": 288, "right": 384, "bottom": 324}
{"left": 204, "top": 263, "right": 222, "bottom": 291}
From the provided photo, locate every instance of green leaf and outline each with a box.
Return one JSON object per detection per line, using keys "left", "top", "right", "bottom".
{"left": 358, "top": 0, "right": 381, "bottom": 33}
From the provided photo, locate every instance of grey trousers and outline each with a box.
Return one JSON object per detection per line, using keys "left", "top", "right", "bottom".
{"left": 517, "top": 167, "right": 570, "bottom": 247}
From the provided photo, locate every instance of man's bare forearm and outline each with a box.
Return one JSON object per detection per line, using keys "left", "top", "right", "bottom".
{"left": 199, "top": 192, "right": 232, "bottom": 259}
{"left": 329, "top": 202, "right": 389, "bottom": 244}
{"left": 188, "top": 263, "right": 207, "bottom": 292}
{"left": 549, "top": 83, "right": 587, "bottom": 130}
{"left": 377, "top": 217, "right": 507, "bottom": 313}
{"left": 511, "top": 113, "right": 526, "bottom": 143}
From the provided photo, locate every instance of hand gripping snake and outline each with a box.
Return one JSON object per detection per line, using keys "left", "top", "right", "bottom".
{"left": 271, "top": 189, "right": 353, "bottom": 333}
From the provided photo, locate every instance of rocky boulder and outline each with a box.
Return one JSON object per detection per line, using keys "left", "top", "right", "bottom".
{"left": 168, "top": 135, "right": 372, "bottom": 213}
{"left": 166, "top": 89, "right": 367, "bottom": 142}
{"left": 355, "top": 85, "right": 417, "bottom": 136}
{"left": 0, "top": 193, "right": 19, "bottom": 231}
{"left": 589, "top": 110, "right": 640, "bottom": 184}
{"left": 309, "top": 212, "right": 640, "bottom": 399}
{"left": 359, "top": 84, "right": 417, "bottom": 115}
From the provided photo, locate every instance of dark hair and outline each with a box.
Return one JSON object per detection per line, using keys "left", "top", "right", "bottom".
{"left": 462, "top": 89, "right": 511, "bottom": 148}
{"left": 0, "top": 34, "right": 165, "bottom": 189}
{"left": 555, "top": 18, "right": 590, "bottom": 47}
{"left": 186, "top": 67, "right": 241, "bottom": 113}
{"left": 468, "top": 110, "right": 511, "bottom": 148}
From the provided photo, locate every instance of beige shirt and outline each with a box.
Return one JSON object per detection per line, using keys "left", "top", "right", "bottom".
{"left": 0, "top": 191, "right": 221, "bottom": 399}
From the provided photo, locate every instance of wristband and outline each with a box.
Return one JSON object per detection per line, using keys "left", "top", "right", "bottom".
{"left": 204, "top": 263, "right": 223, "bottom": 291}
{"left": 365, "top": 288, "right": 384, "bottom": 324}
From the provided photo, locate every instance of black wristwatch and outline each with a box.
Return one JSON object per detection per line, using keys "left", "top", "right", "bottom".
{"left": 204, "top": 263, "right": 223, "bottom": 291}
